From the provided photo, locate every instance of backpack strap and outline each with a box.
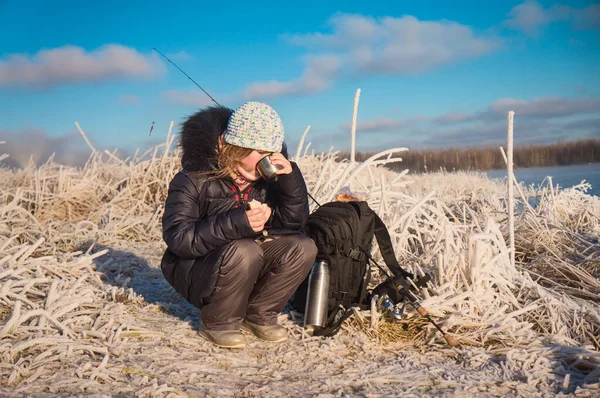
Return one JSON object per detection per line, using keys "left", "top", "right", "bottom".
{"left": 344, "top": 201, "right": 363, "bottom": 252}
{"left": 373, "top": 212, "right": 412, "bottom": 278}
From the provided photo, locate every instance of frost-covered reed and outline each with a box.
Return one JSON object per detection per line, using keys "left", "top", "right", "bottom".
{"left": 1, "top": 123, "right": 599, "bottom": 395}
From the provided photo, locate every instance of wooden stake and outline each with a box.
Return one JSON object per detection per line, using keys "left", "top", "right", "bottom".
{"left": 507, "top": 111, "right": 515, "bottom": 268}
{"left": 350, "top": 88, "right": 361, "bottom": 163}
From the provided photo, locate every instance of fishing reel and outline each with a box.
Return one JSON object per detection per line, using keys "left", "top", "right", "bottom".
{"left": 370, "top": 273, "right": 431, "bottom": 320}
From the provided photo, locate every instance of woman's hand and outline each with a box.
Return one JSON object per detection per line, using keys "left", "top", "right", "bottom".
{"left": 268, "top": 152, "right": 293, "bottom": 176}
{"left": 245, "top": 204, "right": 272, "bottom": 232}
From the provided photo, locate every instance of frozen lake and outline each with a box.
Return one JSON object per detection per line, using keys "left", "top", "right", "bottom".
{"left": 485, "top": 163, "right": 600, "bottom": 197}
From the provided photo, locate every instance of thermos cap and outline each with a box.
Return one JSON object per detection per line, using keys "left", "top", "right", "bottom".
{"left": 313, "top": 260, "right": 329, "bottom": 272}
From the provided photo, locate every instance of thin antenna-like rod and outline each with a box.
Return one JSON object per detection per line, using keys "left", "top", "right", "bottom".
{"left": 152, "top": 47, "right": 221, "bottom": 106}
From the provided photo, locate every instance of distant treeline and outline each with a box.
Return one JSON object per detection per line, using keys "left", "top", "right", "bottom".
{"left": 340, "top": 139, "right": 600, "bottom": 173}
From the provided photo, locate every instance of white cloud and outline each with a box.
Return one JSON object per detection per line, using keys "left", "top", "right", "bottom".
{"left": 354, "top": 118, "right": 405, "bottom": 132}
{"left": 433, "top": 112, "right": 472, "bottom": 124}
{"left": 241, "top": 54, "right": 341, "bottom": 99}
{"left": 0, "top": 128, "right": 92, "bottom": 168}
{"left": 356, "top": 16, "right": 498, "bottom": 74}
{"left": 242, "top": 13, "right": 499, "bottom": 100}
{"left": 505, "top": 1, "right": 599, "bottom": 36}
{"left": 289, "top": 14, "right": 499, "bottom": 75}
{"left": 562, "top": 117, "right": 600, "bottom": 130}
{"left": 572, "top": 4, "right": 600, "bottom": 30}
{"left": 325, "top": 96, "right": 600, "bottom": 150}
{"left": 415, "top": 97, "right": 600, "bottom": 148}
{"left": 286, "top": 14, "right": 381, "bottom": 49}
{"left": 254, "top": 6, "right": 596, "bottom": 101}
{"left": 0, "top": 44, "right": 164, "bottom": 88}
{"left": 422, "top": 115, "right": 599, "bottom": 148}
{"left": 483, "top": 97, "right": 600, "bottom": 119}
{"left": 505, "top": 1, "right": 566, "bottom": 35}
{"left": 340, "top": 116, "right": 426, "bottom": 133}
{"left": 431, "top": 97, "right": 600, "bottom": 125}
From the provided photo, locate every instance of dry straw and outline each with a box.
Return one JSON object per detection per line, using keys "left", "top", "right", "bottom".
{"left": 1, "top": 100, "right": 599, "bottom": 395}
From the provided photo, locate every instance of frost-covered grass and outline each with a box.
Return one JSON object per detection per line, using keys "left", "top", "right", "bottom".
{"left": 1, "top": 139, "right": 599, "bottom": 397}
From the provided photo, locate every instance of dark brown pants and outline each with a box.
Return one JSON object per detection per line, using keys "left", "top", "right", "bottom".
{"left": 200, "top": 233, "right": 317, "bottom": 331}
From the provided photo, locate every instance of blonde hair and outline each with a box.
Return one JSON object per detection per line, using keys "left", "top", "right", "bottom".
{"left": 209, "top": 142, "right": 254, "bottom": 180}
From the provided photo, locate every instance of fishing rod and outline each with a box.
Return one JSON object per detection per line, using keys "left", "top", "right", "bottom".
{"left": 370, "top": 259, "right": 461, "bottom": 348}
{"left": 153, "top": 46, "right": 321, "bottom": 207}
{"left": 152, "top": 47, "right": 221, "bottom": 106}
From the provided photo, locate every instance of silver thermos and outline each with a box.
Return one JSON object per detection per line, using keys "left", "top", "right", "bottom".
{"left": 304, "top": 260, "right": 330, "bottom": 332}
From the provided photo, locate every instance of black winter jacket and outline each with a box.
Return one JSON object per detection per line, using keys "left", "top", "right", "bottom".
{"left": 160, "top": 106, "right": 310, "bottom": 308}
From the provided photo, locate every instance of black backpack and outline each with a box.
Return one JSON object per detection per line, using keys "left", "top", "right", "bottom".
{"left": 292, "top": 201, "right": 411, "bottom": 336}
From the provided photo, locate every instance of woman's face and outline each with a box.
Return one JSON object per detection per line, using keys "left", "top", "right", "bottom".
{"left": 234, "top": 150, "right": 270, "bottom": 182}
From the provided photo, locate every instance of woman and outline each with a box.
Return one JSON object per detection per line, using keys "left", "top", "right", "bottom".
{"left": 161, "top": 101, "right": 317, "bottom": 349}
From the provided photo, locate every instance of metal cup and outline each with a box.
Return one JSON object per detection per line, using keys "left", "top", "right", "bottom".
{"left": 256, "top": 155, "right": 281, "bottom": 182}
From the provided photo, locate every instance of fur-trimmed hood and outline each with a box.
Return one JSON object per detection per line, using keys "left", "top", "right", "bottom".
{"left": 178, "top": 104, "right": 290, "bottom": 172}
{"left": 179, "top": 105, "right": 233, "bottom": 172}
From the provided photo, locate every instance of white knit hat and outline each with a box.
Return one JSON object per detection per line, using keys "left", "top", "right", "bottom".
{"left": 223, "top": 101, "right": 284, "bottom": 152}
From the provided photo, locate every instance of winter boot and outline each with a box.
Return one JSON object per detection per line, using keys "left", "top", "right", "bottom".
{"left": 200, "top": 327, "right": 246, "bottom": 349}
{"left": 241, "top": 320, "right": 287, "bottom": 342}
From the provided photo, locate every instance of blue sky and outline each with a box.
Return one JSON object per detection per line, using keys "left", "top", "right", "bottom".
{"left": 1, "top": 0, "right": 599, "bottom": 166}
